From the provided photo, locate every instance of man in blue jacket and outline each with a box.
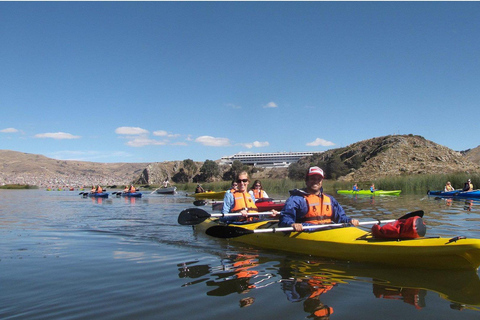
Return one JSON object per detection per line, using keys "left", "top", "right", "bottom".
{"left": 279, "top": 166, "right": 359, "bottom": 231}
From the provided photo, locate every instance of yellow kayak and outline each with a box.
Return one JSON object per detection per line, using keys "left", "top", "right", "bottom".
{"left": 198, "top": 219, "right": 480, "bottom": 270}
{"left": 190, "top": 191, "right": 226, "bottom": 200}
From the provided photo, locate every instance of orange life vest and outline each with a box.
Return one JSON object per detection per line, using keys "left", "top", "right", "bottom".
{"left": 298, "top": 194, "right": 332, "bottom": 224}
{"left": 314, "top": 306, "right": 334, "bottom": 317}
{"left": 231, "top": 191, "right": 258, "bottom": 213}
{"left": 252, "top": 189, "right": 266, "bottom": 199}
{"left": 307, "top": 278, "right": 335, "bottom": 298}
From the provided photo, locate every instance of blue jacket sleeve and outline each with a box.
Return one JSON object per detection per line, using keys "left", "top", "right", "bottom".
{"left": 329, "top": 195, "right": 352, "bottom": 224}
{"left": 221, "top": 192, "right": 234, "bottom": 214}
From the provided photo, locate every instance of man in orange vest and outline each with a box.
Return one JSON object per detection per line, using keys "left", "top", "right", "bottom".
{"left": 279, "top": 166, "right": 359, "bottom": 231}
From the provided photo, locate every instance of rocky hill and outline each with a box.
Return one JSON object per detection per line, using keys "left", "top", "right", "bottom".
{"left": 298, "top": 134, "right": 480, "bottom": 182}
{"left": 463, "top": 145, "right": 480, "bottom": 164}
{"left": 1, "top": 135, "right": 479, "bottom": 187}
{"left": 0, "top": 150, "right": 148, "bottom": 187}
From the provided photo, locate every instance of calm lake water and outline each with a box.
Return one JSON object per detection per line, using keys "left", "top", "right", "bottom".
{"left": 1, "top": 188, "right": 480, "bottom": 319}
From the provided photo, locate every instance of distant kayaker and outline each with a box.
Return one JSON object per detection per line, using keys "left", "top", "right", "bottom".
{"left": 195, "top": 184, "right": 205, "bottom": 193}
{"left": 162, "top": 178, "right": 169, "bottom": 188}
{"left": 370, "top": 184, "right": 376, "bottom": 192}
{"left": 228, "top": 181, "right": 238, "bottom": 193}
{"left": 249, "top": 180, "right": 269, "bottom": 201}
{"left": 444, "top": 181, "right": 455, "bottom": 192}
{"left": 95, "top": 185, "right": 103, "bottom": 193}
{"left": 463, "top": 179, "right": 474, "bottom": 192}
{"left": 279, "top": 166, "right": 359, "bottom": 231}
{"left": 221, "top": 172, "right": 277, "bottom": 223}
{"left": 352, "top": 183, "right": 359, "bottom": 191}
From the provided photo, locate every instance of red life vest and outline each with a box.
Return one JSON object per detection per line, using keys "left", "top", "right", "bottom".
{"left": 231, "top": 191, "right": 258, "bottom": 213}
{"left": 252, "top": 189, "right": 266, "bottom": 199}
{"left": 298, "top": 194, "right": 333, "bottom": 224}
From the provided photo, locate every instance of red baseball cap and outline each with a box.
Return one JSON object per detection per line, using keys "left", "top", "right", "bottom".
{"left": 307, "top": 166, "right": 324, "bottom": 178}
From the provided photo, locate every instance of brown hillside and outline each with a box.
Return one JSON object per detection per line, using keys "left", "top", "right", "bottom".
{"left": 0, "top": 150, "right": 148, "bottom": 187}
{"left": 2, "top": 135, "right": 479, "bottom": 187}
{"left": 464, "top": 145, "right": 480, "bottom": 165}
{"left": 299, "top": 135, "right": 480, "bottom": 182}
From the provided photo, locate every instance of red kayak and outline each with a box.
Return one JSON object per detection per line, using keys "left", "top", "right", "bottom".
{"left": 255, "top": 199, "right": 285, "bottom": 212}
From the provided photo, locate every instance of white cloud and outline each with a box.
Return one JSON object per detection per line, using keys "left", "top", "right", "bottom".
{"left": 306, "top": 138, "right": 335, "bottom": 147}
{"left": 263, "top": 101, "right": 278, "bottom": 108}
{"left": 153, "top": 130, "right": 168, "bottom": 136}
{"left": 115, "top": 126, "right": 149, "bottom": 135}
{"left": 1, "top": 128, "right": 19, "bottom": 133}
{"left": 126, "top": 138, "right": 167, "bottom": 147}
{"left": 195, "top": 136, "right": 231, "bottom": 147}
{"left": 153, "top": 130, "right": 180, "bottom": 138}
{"left": 35, "top": 132, "right": 81, "bottom": 140}
{"left": 226, "top": 103, "right": 241, "bottom": 109}
{"left": 241, "top": 141, "right": 270, "bottom": 148}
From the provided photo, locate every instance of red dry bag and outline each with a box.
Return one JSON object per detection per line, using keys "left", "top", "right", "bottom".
{"left": 371, "top": 216, "right": 426, "bottom": 240}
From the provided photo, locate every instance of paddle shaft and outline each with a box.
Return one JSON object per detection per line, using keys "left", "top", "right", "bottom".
{"left": 248, "top": 219, "right": 397, "bottom": 234}
{"left": 210, "top": 211, "right": 278, "bottom": 218}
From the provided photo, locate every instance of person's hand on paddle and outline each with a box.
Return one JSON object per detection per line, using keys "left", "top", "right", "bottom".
{"left": 240, "top": 209, "right": 249, "bottom": 218}
{"left": 292, "top": 223, "right": 303, "bottom": 232}
{"left": 350, "top": 219, "right": 359, "bottom": 226}
{"left": 271, "top": 209, "right": 279, "bottom": 217}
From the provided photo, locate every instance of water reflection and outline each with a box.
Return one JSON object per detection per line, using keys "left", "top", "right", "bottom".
{"left": 177, "top": 255, "right": 480, "bottom": 317}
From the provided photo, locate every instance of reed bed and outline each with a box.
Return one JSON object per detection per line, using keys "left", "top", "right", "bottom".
{"left": 173, "top": 173, "right": 480, "bottom": 195}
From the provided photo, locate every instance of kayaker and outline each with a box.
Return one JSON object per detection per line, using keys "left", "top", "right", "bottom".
{"left": 444, "top": 181, "right": 455, "bottom": 192}
{"left": 162, "top": 178, "right": 169, "bottom": 188}
{"left": 128, "top": 185, "right": 136, "bottom": 193}
{"left": 352, "top": 183, "right": 359, "bottom": 191}
{"left": 463, "top": 179, "right": 474, "bottom": 192}
{"left": 370, "top": 184, "right": 376, "bottom": 192}
{"left": 221, "top": 171, "right": 277, "bottom": 223}
{"left": 279, "top": 166, "right": 359, "bottom": 231}
{"left": 249, "top": 180, "right": 269, "bottom": 201}
{"left": 228, "top": 181, "right": 238, "bottom": 193}
{"left": 195, "top": 184, "right": 205, "bottom": 193}
{"left": 95, "top": 185, "right": 103, "bottom": 193}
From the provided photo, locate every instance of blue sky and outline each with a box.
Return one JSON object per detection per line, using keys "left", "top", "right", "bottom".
{"left": 1, "top": 2, "right": 479, "bottom": 163}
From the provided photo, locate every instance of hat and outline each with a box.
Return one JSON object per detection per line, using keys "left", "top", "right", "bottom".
{"left": 468, "top": 179, "right": 471, "bottom": 182}
{"left": 307, "top": 166, "right": 324, "bottom": 178}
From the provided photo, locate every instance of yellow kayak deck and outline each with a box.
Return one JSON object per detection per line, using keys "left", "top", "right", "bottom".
{"left": 190, "top": 191, "right": 226, "bottom": 200}
{"left": 198, "top": 219, "right": 480, "bottom": 270}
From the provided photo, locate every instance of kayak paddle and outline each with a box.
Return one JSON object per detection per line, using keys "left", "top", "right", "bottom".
{"left": 205, "top": 210, "right": 424, "bottom": 239}
{"left": 177, "top": 208, "right": 278, "bottom": 225}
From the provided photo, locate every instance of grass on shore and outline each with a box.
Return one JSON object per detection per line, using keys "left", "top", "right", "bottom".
{"left": 167, "top": 173, "right": 480, "bottom": 196}
{"left": 0, "top": 184, "right": 38, "bottom": 189}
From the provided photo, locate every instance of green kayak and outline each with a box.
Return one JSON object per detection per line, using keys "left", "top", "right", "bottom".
{"left": 337, "top": 190, "right": 402, "bottom": 196}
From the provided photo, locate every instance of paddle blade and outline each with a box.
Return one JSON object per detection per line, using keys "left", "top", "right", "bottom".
{"left": 193, "top": 200, "right": 208, "bottom": 206}
{"left": 205, "top": 225, "right": 254, "bottom": 238}
{"left": 178, "top": 208, "right": 211, "bottom": 225}
{"left": 399, "top": 210, "right": 424, "bottom": 220}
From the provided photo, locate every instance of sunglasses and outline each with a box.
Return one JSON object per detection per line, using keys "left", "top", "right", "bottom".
{"left": 236, "top": 179, "right": 249, "bottom": 183}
